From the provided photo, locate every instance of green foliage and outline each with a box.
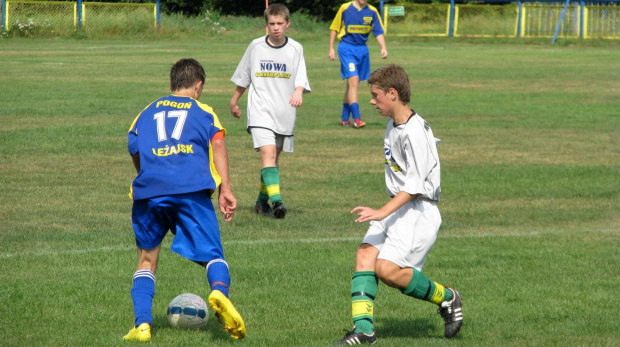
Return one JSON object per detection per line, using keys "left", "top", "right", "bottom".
{"left": 0, "top": 37, "right": 618, "bottom": 346}
{"left": 8, "top": 18, "right": 53, "bottom": 37}
{"left": 207, "top": 0, "right": 373, "bottom": 21}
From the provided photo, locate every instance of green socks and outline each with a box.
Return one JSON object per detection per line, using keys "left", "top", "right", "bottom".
{"left": 401, "top": 268, "right": 452, "bottom": 305}
{"left": 351, "top": 271, "right": 378, "bottom": 334}
{"left": 260, "top": 167, "right": 282, "bottom": 203}
{"left": 257, "top": 175, "right": 269, "bottom": 203}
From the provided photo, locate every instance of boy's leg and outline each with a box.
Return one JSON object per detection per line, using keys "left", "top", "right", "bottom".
{"left": 375, "top": 259, "right": 462, "bottom": 338}
{"left": 124, "top": 246, "right": 160, "bottom": 342}
{"left": 345, "top": 76, "right": 365, "bottom": 128}
{"left": 261, "top": 166, "right": 282, "bottom": 204}
{"left": 255, "top": 175, "right": 272, "bottom": 216}
{"left": 258, "top": 145, "right": 286, "bottom": 218}
{"left": 206, "top": 259, "right": 230, "bottom": 297}
{"left": 400, "top": 268, "right": 462, "bottom": 338}
{"left": 374, "top": 199, "right": 462, "bottom": 337}
{"left": 341, "top": 102, "right": 351, "bottom": 125}
{"left": 205, "top": 259, "right": 246, "bottom": 339}
{"left": 258, "top": 145, "right": 282, "bottom": 203}
{"left": 400, "top": 266, "right": 452, "bottom": 304}
{"left": 351, "top": 271, "right": 378, "bottom": 334}
{"left": 336, "top": 244, "right": 379, "bottom": 345}
{"left": 341, "top": 88, "right": 351, "bottom": 125}
{"left": 338, "top": 43, "right": 365, "bottom": 128}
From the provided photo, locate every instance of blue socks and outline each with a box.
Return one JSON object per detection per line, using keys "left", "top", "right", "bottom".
{"left": 207, "top": 259, "right": 231, "bottom": 297}
{"left": 349, "top": 103, "right": 361, "bottom": 120}
{"left": 130, "top": 261, "right": 230, "bottom": 327}
{"left": 130, "top": 270, "right": 155, "bottom": 326}
{"left": 341, "top": 103, "right": 351, "bottom": 122}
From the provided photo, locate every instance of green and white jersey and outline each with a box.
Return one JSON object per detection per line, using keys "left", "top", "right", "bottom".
{"left": 231, "top": 36, "right": 311, "bottom": 136}
{"left": 384, "top": 113, "right": 441, "bottom": 201}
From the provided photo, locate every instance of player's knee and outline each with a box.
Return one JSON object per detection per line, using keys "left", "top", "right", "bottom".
{"left": 354, "top": 244, "right": 377, "bottom": 271}
{"left": 374, "top": 261, "right": 401, "bottom": 288}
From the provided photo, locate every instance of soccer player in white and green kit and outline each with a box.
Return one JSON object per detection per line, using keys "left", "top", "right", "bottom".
{"left": 230, "top": 3, "right": 311, "bottom": 219}
{"left": 336, "top": 64, "right": 463, "bottom": 345}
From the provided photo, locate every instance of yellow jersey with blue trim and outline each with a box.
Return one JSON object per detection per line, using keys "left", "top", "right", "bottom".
{"left": 329, "top": 1, "right": 385, "bottom": 45}
{"left": 127, "top": 95, "right": 225, "bottom": 200}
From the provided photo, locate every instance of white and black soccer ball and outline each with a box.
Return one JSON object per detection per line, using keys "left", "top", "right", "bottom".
{"left": 166, "top": 293, "right": 209, "bottom": 330}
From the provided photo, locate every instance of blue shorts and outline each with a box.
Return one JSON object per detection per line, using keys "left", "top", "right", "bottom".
{"left": 131, "top": 190, "right": 224, "bottom": 263}
{"left": 338, "top": 41, "right": 371, "bottom": 81}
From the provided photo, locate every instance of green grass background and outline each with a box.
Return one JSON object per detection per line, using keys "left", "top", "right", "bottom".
{"left": 0, "top": 34, "right": 619, "bottom": 346}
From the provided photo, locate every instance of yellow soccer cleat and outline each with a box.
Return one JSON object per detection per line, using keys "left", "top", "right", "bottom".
{"left": 123, "top": 322, "right": 151, "bottom": 342}
{"left": 208, "top": 290, "right": 246, "bottom": 339}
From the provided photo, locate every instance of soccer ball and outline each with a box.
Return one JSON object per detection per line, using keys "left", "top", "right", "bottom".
{"left": 166, "top": 293, "right": 209, "bottom": 330}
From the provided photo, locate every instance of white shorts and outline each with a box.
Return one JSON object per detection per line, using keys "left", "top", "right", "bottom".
{"left": 362, "top": 199, "right": 442, "bottom": 271}
{"left": 250, "top": 127, "right": 293, "bottom": 152}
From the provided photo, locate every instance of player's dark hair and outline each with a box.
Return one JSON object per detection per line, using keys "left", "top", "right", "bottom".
{"left": 264, "top": 3, "right": 290, "bottom": 22}
{"left": 170, "top": 58, "right": 206, "bottom": 92}
{"left": 368, "top": 64, "right": 411, "bottom": 104}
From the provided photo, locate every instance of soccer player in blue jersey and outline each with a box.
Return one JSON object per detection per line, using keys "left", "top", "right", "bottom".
{"left": 329, "top": 0, "right": 388, "bottom": 128}
{"left": 123, "top": 58, "right": 246, "bottom": 342}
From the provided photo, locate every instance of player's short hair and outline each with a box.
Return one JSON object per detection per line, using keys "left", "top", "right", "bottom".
{"left": 170, "top": 58, "right": 206, "bottom": 92}
{"left": 264, "top": 3, "right": 290, "bottom": 22}
{"left": 368, "top": 64, "right": 411, "bottom": 104}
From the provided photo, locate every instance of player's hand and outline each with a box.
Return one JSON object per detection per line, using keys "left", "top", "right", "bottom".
{"left": 351, "top": 206, "right": 386, "bottom": 223}
{"left": 289, "top": 92, "right": 303, "bottom": 108}
{"left": 380, "top": 49, "right": 388, "bottom": 59}
{"left": 230, "top": 104, "right": 242, "bottom": 119}
{"left": 328, "top": 48, "right": 335, "bottom": 61}
{"left": 219, "top": 190, "right": 237, "bottom": 222}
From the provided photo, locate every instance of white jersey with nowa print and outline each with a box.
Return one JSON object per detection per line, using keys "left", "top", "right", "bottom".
{"left": 231, "top": 36, "right": 311, "bottom": 136}
{"left": 384, "top": 112, "right": 441, "bottom": 201}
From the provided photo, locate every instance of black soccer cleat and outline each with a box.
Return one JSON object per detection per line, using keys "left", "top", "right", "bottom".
{"left": 335, "top": 327, "right": 377, "bottom": 345}
{"left": 438, "top": 287, "right": 463, "bottom": 338}
{"left": 272, "top": 201, "right": 287, "bottom": 219}
{"left": 255, "top": 200, "right": 273, "bottom": 217}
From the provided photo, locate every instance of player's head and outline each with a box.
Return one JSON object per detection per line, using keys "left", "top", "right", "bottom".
{"left": 264, "top": 4, "right": 291, "bottom": 39}
{"left": 264, "top": 3, "right": 290, "bottom": 22}
{"left": 170, "top": 58, "right": 205, "bottom": 95}
{"left": 368, "top": 64, "right": 411, "bottom": 104}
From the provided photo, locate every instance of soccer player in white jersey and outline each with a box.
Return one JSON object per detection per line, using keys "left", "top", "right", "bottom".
{"left": 336, "top": 64, "right": 463, "bottom": 345}
{"left": 230, "top": 3, "right": 311, "bottom": 219}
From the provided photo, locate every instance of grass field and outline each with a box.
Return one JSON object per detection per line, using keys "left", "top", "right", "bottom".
{"left": 1, "top": 36, "right": 619, "bottom": 346}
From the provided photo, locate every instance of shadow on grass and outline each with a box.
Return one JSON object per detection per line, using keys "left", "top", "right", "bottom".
{"left": 151, "top": 315, "right": 233, "bottom": 341}
{"left": 379, "top": 317, "right": 439, "bottom": 339}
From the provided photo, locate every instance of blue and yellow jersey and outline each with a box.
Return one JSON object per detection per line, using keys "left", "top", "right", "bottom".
{"left": 127, "top": 95, "right": 225, "bottom": 200}
{"left": 330, "top": 1, "right": 385, "bottom": 45}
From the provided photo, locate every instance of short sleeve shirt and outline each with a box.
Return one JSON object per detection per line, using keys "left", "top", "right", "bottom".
{"left": 329, "top": 1, "right": 385, "bottom": 45}
{"left": 231, "top": 36, "right": 311, "bottom": 136}
{"left": 127, "top": 95, "right": 225, "bottom": 200}
{"left": 384, "top": 113, "right": 441, "bottom": 201}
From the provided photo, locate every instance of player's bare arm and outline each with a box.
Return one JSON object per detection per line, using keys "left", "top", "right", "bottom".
{"left": 328, "top": 30, "right": 337, "bottom": 60}
{"left": 351, "top": 191, "right": 416, "bottom": 222}
{"left": 211, "top": 137, "right": 237, "bottom": 222}
{"left": 376, "top": 34, "right": 388, "bottom": 59}
{"left": 230, "top": 86, "right": 246, "bottom": 119}
{"left": 289, "top": 86, "right": 305, "bottom": 107}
